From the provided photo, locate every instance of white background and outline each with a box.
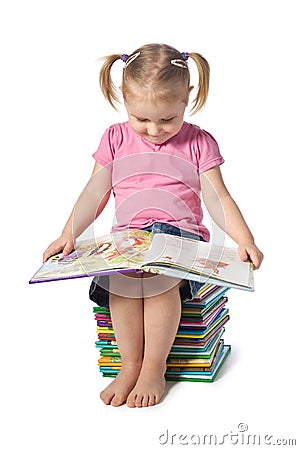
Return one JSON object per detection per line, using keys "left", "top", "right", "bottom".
{"left": 1, "top": 1, "right": 299, "bottom": 449}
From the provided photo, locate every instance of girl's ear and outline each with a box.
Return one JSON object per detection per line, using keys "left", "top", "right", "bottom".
{"left": 119, "top": 85, "right": 123, "bottom": 92}
{"left": 188, "top": 86, "right": 194, "bottom": 94}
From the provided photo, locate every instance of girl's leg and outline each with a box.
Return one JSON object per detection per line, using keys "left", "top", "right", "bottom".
{"left": 126, "top": 274, "right": 183, "bottom": 408}
{"left": 100, "top": 272, "right": 144, "bottom": 407}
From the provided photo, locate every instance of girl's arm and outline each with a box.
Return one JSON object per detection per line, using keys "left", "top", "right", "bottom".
{"left": 43, "top": 162, "right": 112, "bottom": 262}
{"left": 200, "top": 165, "right": 263, "bottom": 269}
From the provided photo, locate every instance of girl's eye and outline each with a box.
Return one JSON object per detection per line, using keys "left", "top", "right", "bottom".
{"left": 161, "top": 118, "right": 174, "bottom": 122}
{"left": 136, "top": 118, "right": 148, "bottom": 122}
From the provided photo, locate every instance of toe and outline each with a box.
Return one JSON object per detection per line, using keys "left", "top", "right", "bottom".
{"left": 148, "top": 394, "right": 156, "bottom": 406}
{"left": 100, "top": 390, "right": 113, "bottom": 405}
{"left": 126, "top": 394, "right": 137, "bottom": 408}
{"left": 135, "top": 393, "right": 143, "bottom": 408}
{"left": 111, "top": 394, "right": 126, "bottom": 407}
{"left": 142, "top": 394, "right": 150, "bottom": 407}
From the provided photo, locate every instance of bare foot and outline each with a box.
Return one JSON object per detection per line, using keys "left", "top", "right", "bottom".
{"left": 126, "top": 362, "right": 166, "bottom": 408}
{"left": 100, "top": 363, "right": 141, "bottom": 407}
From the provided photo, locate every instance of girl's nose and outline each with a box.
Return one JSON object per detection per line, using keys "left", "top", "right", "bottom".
{"left": 147, "top": 123, "right": 162, "bottom": 136}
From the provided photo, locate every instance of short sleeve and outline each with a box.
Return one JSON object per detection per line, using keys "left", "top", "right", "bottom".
{"left": 196, "top": 129, "right": 225, "bottom": 174}
{"left": 92, "top": 125, "right": 119, "bottom": 171}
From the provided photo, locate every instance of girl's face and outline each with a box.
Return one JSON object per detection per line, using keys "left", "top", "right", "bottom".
{"left": 124, "top": 90, "right": 190, "bottom": 145}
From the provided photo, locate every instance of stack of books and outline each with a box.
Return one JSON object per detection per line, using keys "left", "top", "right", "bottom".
{"left": 94, "top": 283, "right": 231, "bottom": 382}
{"left": 29, "top": 229, "right": 249, "bottom": 382}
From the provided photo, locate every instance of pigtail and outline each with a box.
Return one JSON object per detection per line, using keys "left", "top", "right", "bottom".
{"left": 188, "top": 53, "right": 210, "bottom": 114}
{"left": 99, "top": 54, "right": 122, "bottom": 110}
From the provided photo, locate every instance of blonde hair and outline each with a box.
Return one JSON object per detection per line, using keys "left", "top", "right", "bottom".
{"left": 99, "top": 43, "right": 210, "bottom": 114}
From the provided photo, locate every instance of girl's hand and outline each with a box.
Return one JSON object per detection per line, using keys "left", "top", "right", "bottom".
{"left": 238, "top": 241, "right": 264, "bottom": 269}
{"left": 43, "top": 234, "right": 75, "bottom": 263}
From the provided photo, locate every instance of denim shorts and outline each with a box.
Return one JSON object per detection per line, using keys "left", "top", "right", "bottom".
{"left": 89, "top": 222, "right": 206, "bottom": 308}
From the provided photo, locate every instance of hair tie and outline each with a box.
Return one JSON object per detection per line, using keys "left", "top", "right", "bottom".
{"left": 121, "top": 54, "right": 129, "bottom": 62}
{"left": 170, "top": 51, "right": 189, "bottom": 68}
{"left": 181, "top": 52, "right": 189, "bottom": 61}
{"left": 122, "top": 52, "right": 141, "bottom": 68}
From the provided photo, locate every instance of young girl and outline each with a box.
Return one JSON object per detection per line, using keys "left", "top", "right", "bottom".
{"left": 43, "top": 43, "right": 263, "bottom": 408}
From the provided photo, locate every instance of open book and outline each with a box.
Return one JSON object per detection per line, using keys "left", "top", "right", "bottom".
{"left": 29, "top": 229, "right": 254, "bottom": 291}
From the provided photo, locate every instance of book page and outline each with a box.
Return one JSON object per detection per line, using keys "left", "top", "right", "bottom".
{"left": 30, "top": 230, "right": 153, "bottom": 282}
{"left": 142, "top": 233, "right": 251, "bottom": 287}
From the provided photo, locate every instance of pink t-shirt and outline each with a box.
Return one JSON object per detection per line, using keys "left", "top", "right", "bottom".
{"left": 93, "top": 121, "right": 224, "bottom": 240}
